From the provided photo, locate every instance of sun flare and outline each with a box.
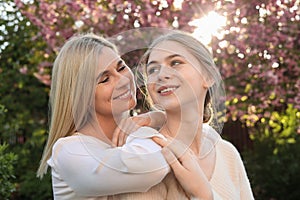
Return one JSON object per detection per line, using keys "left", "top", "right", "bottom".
{"left": 189, "top": 11, "right": 227, "bottom": 46}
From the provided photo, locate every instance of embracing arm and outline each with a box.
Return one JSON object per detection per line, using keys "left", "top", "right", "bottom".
{"left": 111, "top": 111, "right": 166, "bottom": 147}
{"left": 48, "top": 127, "right": 169, "bottom": 196}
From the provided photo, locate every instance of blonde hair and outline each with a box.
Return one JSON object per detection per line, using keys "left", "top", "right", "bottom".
{"left": 139, "top": 30, "right": 225, "bottom": 131}
{"left": 37, "top": 33, "right": 117, "bottom": 178}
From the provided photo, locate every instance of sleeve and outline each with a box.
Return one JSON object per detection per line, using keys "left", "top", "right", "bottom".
{"left": 228, "top": 142, "right": 254, "bottom": 200}
{"left": 50, "top": 127, "right": 170, "bottom": 197}
{"left": 236, "top": 154, "right": 255, "bottom": 200}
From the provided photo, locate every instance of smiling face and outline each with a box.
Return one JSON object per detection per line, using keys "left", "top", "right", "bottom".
{"left": 95, "top": 47, "right": 136, "bottom": 118}
{"left": 146, "top": 40, "right": 209, "bottom": 112}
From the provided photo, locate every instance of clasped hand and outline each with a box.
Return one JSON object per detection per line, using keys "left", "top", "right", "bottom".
{"left": 112, "top": 111, "right": 166, "bottom": 147}
{"left": 152, "top": 136, "right": 213, "bottom": 200}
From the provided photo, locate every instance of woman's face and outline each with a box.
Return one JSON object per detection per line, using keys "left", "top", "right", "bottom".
{"left": 95, "top": 47, "right": 136, "bottom": 117}
{"left": 146, "top": 40, "right": 208, "bottom": 111}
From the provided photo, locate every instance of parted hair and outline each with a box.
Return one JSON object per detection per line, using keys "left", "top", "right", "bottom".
{"left": 37, "top": 33, "right": 117, "bottom": 178}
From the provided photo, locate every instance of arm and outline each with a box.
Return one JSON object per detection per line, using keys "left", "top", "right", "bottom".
{"left": 112, "top": 111, "right": 166, "bottom": 146}
{"left": 49, "top": 127, "right": 170, "bottom": 196}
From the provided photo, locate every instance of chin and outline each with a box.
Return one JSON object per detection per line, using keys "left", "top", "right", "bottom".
{"left": 129, "top": 98, "right": 137, "bottom": 110}
{"left": 116, "top": 99, "right": 136, "bottom": 113}
{"left": 154, "top": 98, "right": 180, "bottom": 110}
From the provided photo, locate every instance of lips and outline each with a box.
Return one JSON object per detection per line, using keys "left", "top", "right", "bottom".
{"left": 157, "top": 85, "right": 179, "bottom": 95}
{"left": 113, "top": 90, "right": 132, "bottom": 100}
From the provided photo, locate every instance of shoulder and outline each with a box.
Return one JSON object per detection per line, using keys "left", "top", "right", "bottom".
{"left": 217, "top": 138, "right": 241, "bottom": 159}
{"left": 126, "top": 126, "right": 162, "bottom": 143}
{"left": 202, "top": 124, "right": 241, "bottom": 160}
{"left": 217, "top": 138, "right": 239, "bottom": 152}
{"left": 52, "top": 134, "right": 109, "bottom": 158}
{"left": 215, "top": 138, "right": 247, "bottom": 174}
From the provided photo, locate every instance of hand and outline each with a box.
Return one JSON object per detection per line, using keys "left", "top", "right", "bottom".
{"left": 142, "top": 110, "right": 166, "bottom": 129}
{"left": 112, "top": 116, "right": 151, "bottom": 147}
{"left": 152, "top": 136, "right": 213, "bottom": 200}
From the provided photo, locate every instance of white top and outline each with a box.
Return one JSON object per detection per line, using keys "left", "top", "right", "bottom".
{"left": 48, "top": 125, "right": 254, "bottom": 200}
{"left": 163, "top": 125, "right": 254, "bottom": 200}
{"left": 47, "top": 127, "right": 170, "bottom": 199}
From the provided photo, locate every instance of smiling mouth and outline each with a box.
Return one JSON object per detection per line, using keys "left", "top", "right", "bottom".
{"left": 113, "top": 90, "right": 132, "bottom": 100}
{"left": 158, "top": 86, "right": 179, "bottom": 94}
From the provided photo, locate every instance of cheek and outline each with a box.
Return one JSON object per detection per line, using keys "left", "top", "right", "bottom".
{"left": 146, "top": 83, "right": 156, "bottom": 97}
{"left": 95, "top": 86, "right": 113, "bottom": 105}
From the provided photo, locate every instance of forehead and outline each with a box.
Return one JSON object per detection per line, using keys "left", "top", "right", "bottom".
{"left": 148, "top": 40, "right": 195, "bottom": 62}
{"left": 98, "top": 46, "right": 120, "bottom": 72}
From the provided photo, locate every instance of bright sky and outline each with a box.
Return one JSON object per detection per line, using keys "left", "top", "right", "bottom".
{"left": 189, "top": 11, "right": 227, "bottom": 46}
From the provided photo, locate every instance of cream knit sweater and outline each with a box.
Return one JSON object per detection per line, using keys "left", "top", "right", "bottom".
{"left": 48, "top": 125, "right": 254, "bottom": 200}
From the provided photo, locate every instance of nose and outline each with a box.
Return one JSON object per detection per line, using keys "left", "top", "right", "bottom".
{"left": 116, "top": 70, "right": 132, "bottom": 89}
{"left": 157, "top": 65, "right": 171, "bottom": 81}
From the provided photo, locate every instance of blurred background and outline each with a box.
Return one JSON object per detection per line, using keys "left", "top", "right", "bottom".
{"left": 0, "top": 0, "right": 299, "bottom": 199}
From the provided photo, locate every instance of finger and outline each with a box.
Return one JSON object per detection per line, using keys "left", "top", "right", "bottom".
{"left": 112, "top": 118, "right": 127, "bottom": 146}
{"left": 153, "top": 136, "right": 189, "bottom": 160}
{"left": 112, "top": 127, "right": 121, "bottom": 147}
{"left": 130, "top": 117, "right": 146, "bottom": 129}
{"left": 167, "top": 138, "right": 189, "bottom": 159}
{"left": 123, "top": 133, "right": 129, "bottom": 145}
{"left": 162, "top": 147, "right": 185, "bottom": 174}
{"left": 122, "top": 118, "right": 140, "bottom": 134}
{"left": 152, "top": 136, "right": 168, "bottom": 147}
{"left": 132, "top": 114, "right": 151, "bottom": 126}
{"left": 117, "top": 132, "right": 126, "bottom": 147}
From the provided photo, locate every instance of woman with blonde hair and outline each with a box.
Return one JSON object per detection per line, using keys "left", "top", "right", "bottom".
{"left": 37, "top": 33, "right": 170, "bottom": 199}
{"left": 139, "top": 30, "right": 255, "bottom": 199}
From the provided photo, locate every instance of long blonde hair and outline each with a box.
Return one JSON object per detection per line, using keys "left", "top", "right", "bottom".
{"left": 37, "top": 33, "right": 117, "bottom": 178}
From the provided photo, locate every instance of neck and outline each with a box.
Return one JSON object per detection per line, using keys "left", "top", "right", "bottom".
{"left": 79, "top": 112, "right": 128, "bottom": 144}
{"left": 163, "top": 103, "right": 204, "bottom": 155}
{"left": 97, "top": 115, "right": 118, "bottom": 140}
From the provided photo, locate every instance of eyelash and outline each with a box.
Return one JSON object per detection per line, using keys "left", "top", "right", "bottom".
{"left": 98, "top": 76, "right": 109, "bottom": 84}
{"left": 170, "top": 60, "right": 182, "bottom": 66}
{"left": 118, "top": 65, "right": 126, "bottom": 72}
{"left": 97, "top": 64, "right": 127, "bottom": 84}
{"left": 147, "top": 65, "right": 160, "bottom": 75}
{"left": 147, "top": 59, "right": 183, "bottom": 75}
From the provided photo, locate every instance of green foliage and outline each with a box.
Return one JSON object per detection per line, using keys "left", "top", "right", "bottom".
{"left": 18, "top": 171, "right": 52, "bottom": 200}
{"left": 243, "top": 104, "right": 300, "bottom": 200}
{"left": 0, "top": 1, "right": 52, "bottom": 199}
{"left": 1, "top": 0, "right": 298, "bottom": 199}
{"left": 251, "top": 104, "right": 299, "bottom": 153}
{"left": 0, "top": 143, "right": 18, "bottom": 200}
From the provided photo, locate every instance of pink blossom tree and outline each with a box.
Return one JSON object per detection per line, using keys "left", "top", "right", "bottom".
{"left": 15, "top": 0, "right": 299, "bottom": 130}
{"left": 210, "top": 0, "right": 299, "bottom": 135}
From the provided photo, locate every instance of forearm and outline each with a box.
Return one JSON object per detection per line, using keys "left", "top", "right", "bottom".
{"left": 51, "top": 127, "right": 170, "bottom": 196}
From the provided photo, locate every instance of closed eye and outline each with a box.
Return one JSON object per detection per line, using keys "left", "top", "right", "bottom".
{"left": 98, "top": 75, "right": 109, "bottom": 84}
{"left": 117, "top": 64, "right": 126, "bottom": 72}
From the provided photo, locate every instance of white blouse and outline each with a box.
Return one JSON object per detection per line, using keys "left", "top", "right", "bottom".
{"left": 47, "top": 127, "right": 170, "bottom": 199}
{"left": 48, "top": 124, "right": 254, "bottom": 200}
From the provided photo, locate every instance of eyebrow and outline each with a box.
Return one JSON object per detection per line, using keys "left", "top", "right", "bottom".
{"left": 96, "top": 60, "right": 123, "bottom": 80}
{"left": 147, "top": 54, "right": 183, "bottom": 67}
